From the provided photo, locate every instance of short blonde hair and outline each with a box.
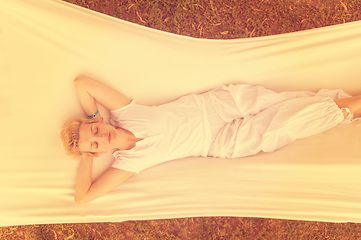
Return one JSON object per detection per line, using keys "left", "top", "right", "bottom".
{"left": 60, "top": 118, "right": 99, "bottom": 159}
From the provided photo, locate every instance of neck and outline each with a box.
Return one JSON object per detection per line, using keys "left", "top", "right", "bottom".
{"left": 116, "top": 127, "right": 142, "bottom": 150}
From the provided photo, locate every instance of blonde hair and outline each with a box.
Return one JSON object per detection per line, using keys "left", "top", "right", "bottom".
{"left": 60, "top": 118, "right": 99, "bottom": 159}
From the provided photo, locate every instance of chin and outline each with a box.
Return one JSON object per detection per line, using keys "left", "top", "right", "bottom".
{"left": 97, "top": 151, "right": 108, "bottom": 157}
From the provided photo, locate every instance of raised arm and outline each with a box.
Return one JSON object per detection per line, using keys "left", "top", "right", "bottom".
{"left": 75, "top": 154, "right": 135, "bottom": 204}
{"left": 74, "top": 76, "right": 131, "bottom": 120}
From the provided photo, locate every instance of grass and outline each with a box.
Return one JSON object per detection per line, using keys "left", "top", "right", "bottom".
{"left": 2, "top": 217, "right": 361, "bottom": 239}
{"left": 64, "top": 0, "right": 361, "bottom": 39}
{"left": 2, "top": 0, "right": 361, "bottom": 239}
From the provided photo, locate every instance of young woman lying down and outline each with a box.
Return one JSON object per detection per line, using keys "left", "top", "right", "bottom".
{"left": 61, "top": 76, "right": 361, "bottom": 204}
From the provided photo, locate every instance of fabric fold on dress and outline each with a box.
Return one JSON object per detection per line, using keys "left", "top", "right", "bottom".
{"left": 212, "top": 96, "right": 344, "bottom": 158}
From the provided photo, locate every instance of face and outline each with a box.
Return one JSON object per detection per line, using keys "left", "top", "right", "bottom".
{"left": 78, "top": 121, "right": 119, "bottom": 155}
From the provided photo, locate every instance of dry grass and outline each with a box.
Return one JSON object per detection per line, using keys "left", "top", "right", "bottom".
{"left": 2, "top": 0, "right": 361, "bottom": 239}
{"left": 2, "top": 217, "right": 361, "bottom": 239}
{"left": 66, "top": 0, "right": 361, "bottom": 39}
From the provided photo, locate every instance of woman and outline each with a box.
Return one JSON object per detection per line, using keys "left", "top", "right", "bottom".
{"left": 61, "top": 76, "right": 361, "bottom": 204}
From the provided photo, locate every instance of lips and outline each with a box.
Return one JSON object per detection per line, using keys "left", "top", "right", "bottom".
{"left": 108, "top": 133, "right": 111, "bottom": 143}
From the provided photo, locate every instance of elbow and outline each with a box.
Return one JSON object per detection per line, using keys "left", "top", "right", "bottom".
{"left": 74, "top": 77, "right": 81, "bottom": 83}
{"left": 74, "top": 76, "right": 87, "bottom": 87}
{"left": 74, "top": 196, "right": 87, "bottom": 204}
{"left": 74, "top": 197, "right": 83, "bottom": 204}
{"left": 73, "top": 78, "right": 81, "bottom": 88}
{"left": 74, "top": 194, "right": 96, "bottom": 204}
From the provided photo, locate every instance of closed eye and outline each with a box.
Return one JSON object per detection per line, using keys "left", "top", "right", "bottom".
{"left": 90, "top": 125, "right": 99, "bottom": 150}
{"left": 91, "top": 125, "right": 97, "bottom": 135}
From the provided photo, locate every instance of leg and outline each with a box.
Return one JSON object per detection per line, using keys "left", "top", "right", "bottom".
{"left": 208, "top": 84, "right": 317, "bottom": 123}
{"left": 208, "top": 84, "right": 353, "bottom": 123}
{"left": 212, "top": 97, "right": 345, "bottom": 158}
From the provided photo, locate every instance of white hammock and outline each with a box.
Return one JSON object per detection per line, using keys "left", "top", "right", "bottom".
{"left": 1, "top": 0, "right": 361, "bottom": 227}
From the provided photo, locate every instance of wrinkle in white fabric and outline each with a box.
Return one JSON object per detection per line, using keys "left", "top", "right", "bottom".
{"left": 212, "top": 97, "right": 344, "bottom": 158}
{"left": 208, "top": 85, "right": 351, "bottom": 158}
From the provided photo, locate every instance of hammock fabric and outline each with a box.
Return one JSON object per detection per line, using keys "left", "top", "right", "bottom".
{"left": 1, "top": 0, "right": 361, "bottom": 227}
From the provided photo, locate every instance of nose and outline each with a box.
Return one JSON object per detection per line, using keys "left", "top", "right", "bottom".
{"left": 94, "top": 133, "right": 107, "bottom": 143}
